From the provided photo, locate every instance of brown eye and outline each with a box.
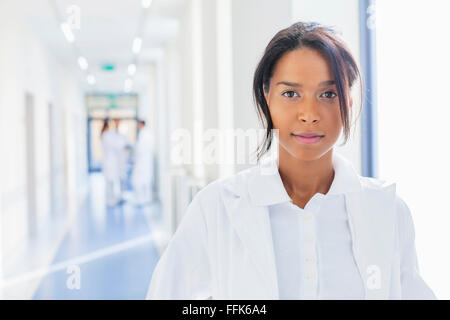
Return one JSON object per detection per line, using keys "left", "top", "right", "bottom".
{"left": 321, "top": 91, "right": 337, "bottom": 99}
{"left": 282, "top": 91, "right": 299, "bottom": 98}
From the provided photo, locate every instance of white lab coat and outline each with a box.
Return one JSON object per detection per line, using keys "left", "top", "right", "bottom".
{"left": 131, "top": 127, "right": 154, "bottom": 196}
{"left": 115, "top": 130, "right": 129, "bottom": 181}
{"left": 101, "top": 130, "right": 128, "bottom": 205}
{"left": 101, "top": 130, "right": 122, "bottom": 182}
{"left": 148, "top": 151, "right": 436, "bottom": 300}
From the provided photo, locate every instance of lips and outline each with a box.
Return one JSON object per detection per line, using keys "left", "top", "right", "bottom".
{"left": 292, "top": 133, "right": 324, "bottom": 145}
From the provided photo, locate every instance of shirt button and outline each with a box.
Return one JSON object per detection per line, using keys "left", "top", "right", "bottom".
{"left": 305, "top": 256, "right": 315, "bottom": 263}
{"left": 304, "top": 235, "right": 315, "bottom": 243}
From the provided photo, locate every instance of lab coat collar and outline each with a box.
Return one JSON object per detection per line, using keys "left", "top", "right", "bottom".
{"left": 247, "top": 150, "right": 362, "bottom": 206}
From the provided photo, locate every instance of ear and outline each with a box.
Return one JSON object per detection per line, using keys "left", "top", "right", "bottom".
{"left": 349, "top": 96, "right": 353, "bottom": 109}
{"left": 264, "top": 91, "right": 269, "bottom": 106}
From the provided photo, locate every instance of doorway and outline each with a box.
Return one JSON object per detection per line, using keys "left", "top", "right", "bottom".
{"left": 87, "top": 117, "right": 138, "bottom": 172}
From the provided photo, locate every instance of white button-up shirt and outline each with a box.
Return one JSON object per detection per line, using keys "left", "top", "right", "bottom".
{"left": 269, "top": 172, "right": 365, "bottom": 299}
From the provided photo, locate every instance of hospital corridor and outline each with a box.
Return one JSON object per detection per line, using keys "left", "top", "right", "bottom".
{"left": 1, "top": 0, "right": 450, "bottom": 300}
{"left": 0, "top": 0, "right": 176, "bottom": 299}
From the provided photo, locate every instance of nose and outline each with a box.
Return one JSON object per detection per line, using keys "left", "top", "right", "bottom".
{"left": 297, "top": 101, "right": 320, "bottom": 123}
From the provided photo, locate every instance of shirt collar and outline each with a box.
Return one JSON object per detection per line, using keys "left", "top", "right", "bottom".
{"left": 247, "top": 151, "right": 362, "bottom": 206}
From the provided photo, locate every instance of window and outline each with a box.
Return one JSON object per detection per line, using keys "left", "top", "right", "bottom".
{"left": 376, "top": 0, "right": 450, "bottom": 299}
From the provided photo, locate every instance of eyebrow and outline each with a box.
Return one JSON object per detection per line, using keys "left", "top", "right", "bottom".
{"left": 276, "top": 80, "right": 336, "bottom": 87}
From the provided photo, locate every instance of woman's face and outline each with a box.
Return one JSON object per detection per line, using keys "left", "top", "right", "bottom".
{"left": 265, "top": 47, "right": 350, "bottom": 161}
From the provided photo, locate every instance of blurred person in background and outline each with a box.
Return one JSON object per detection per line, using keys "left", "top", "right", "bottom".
{"left": 113, "top": 118, "right": 130, "bottom": 199}
{"left": 131, "top": 119, "right": 155, "bottom": 206}
{"left": 101, "top": 119, "right": 122, "bottom": 206}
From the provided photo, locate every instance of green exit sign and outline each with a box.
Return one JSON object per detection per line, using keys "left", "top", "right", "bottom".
{"left": 101, "top": 63, "right": 115, "bottom": 71}
{"left": 108, "top": 94, "right": 117, "bottom": 108}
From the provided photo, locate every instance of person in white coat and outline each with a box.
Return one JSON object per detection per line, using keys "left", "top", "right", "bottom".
{"left": 131, "top": 120, "right": 155, "bottom": 205}
{"left": 148, "top": 21, "right": 436, "bottom": 300}
{"left": 101, "top": 119, "right": 122, "bottom": 206}
{"left": 113, "top": 118, "right": 129, "bottom": 197}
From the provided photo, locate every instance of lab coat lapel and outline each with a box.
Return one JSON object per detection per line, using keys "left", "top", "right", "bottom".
{"left": 345, "top": 183, "right": 397, "bottom": 299}
{"left": 221, "top": 172, "right": 279, "bottom": 299}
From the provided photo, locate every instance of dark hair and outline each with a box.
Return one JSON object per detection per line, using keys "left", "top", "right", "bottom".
{"left": 253, "top": 21, "right": 362, "bottom": 161}
{"left": 101, "top": 119, "right": 109, "bottom": 136}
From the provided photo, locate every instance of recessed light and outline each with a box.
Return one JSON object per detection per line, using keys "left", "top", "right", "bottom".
{"left": 78, "top": 56, "right": 88, "bottom": 70}
{"left": 60, "top": 23, "right": 75, "bottom": 43}
{"left": 142, "top": 0, "right": 153, "bottom": 9}
{"left": 132, "top": 37, "right": 142, "bottom": 54}
{"left": 87, "top": 74, "right": 96, "bottom": 85}
{"left": 128, "top": 64, "right": 136, "bottom": 76}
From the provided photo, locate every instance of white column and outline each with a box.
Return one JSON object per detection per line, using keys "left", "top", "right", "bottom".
{"left": 191, "top": 0, "right": 205, "bottom": 182}
{"left": 154, "top": 57, "right": 171, "bottom": 235}
{"left": 0, "top": 0, "right": 6, "bottom": 295}
{"left": 216, "top": 0, "right": 234, "bottom": 179}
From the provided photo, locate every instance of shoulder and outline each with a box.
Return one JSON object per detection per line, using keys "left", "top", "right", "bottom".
{"left": 174, "top": 166, "right": 258, "bottom": 234}
{"left": 190, "top": 165, "right": 259, "bottom": 211}
{"left": 359, "top": 175, "right": 396, "bottom": 190}
{"left": 393, "top": 194, "right": 416, "bottom": 240}
{"left": 353, "top": 175, "right": 398, "bottom": 211}
{"left": 360, "top": 175, "right": 415, "bottom": 236}
{"left": 359, "top": 175, "right": 409, "bottom": 217}
{"left": 358, "top": 175, "right": 409, "bottom": 212}
{"left": 353, "top": 175, "right": 416, "bottom": 245}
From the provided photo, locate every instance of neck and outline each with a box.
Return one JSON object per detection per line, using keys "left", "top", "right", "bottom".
{"left": 278, "top": 147, "right": 335, "bottom": 202}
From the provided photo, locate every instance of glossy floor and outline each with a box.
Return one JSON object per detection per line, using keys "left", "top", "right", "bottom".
{"left": 2, "top": 173, "right": 162, "bottom": 299}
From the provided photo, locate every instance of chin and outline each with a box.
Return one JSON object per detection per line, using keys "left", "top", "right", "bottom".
{"left": 283, "top": 143, "right": 332, "bottom": 162}
{"left": 293, "top": 151, "right": 323, "bottom": 162}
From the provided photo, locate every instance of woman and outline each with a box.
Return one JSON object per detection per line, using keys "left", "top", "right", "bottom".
{"left": 101, "top": 119, "right": 122, "bottom": 206}
{"left": 131, "top": 120, "right": 155, "bottom": 205}
{"left": 148, "top": 22, "right": 436, "bottom": 299}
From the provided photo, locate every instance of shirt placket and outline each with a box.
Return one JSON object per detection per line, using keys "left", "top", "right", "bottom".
{"left": 299, "top": 194, "right": 324, "bottom": 299}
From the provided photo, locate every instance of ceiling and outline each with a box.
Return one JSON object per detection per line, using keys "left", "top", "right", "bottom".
{"left": 23, "top": 0, "right": 185, "bottom": 92}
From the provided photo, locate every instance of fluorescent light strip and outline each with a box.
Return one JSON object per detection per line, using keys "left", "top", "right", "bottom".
{"left": 87, "top": 74, "right": 96, "bottom": 85}
{"left": 78, "top": 56, "right": 88, "bottom": 70}
{"left": 60, "top": 23, "right": 75, "bottom": 43}
{"left": 124, "top": 78, "right": 133, "bottom": 92}
{"left": 128, "top": 64, "right": 136, "bottom": 76}
{"left": 142, "top": 0, "right": 153, "bottom": 9}
{"left": 132, "top": 37, "right": 142, "bottom": 54}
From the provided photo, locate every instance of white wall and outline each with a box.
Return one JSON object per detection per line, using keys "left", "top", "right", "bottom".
{"left": 0, "top": 0, "right": 87, "bottom": 261}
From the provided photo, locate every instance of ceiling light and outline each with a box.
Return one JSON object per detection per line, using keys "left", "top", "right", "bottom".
{"left": 78, "top": 56, "right": 88, "bottom": 70}
{"left": 132, "top": 37, "right": 142, "bottom": 54}
{"left": 124, "top": 78, "right": 133, "bottom": 92}
{"left": 87, "top": 74, "right": 96, "bottom": 85}
{"left": 142, "top": 0, "right": 153, "bottom": 9}
{"left": 60, "top": 23, "right": 75, "bottom": 43}
{"left": 128, "top": 64, "right": 136, "bottom": 76}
